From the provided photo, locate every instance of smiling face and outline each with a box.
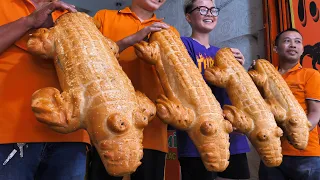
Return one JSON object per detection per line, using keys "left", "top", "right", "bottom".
{"left": 132, "top": 0, "right": 167, "bottom": 11}
{"left": 274, "top": 31, "right": 304, "bottom": 64}
{"left": 186, "top": 0, "right": 218, "bottom": 33}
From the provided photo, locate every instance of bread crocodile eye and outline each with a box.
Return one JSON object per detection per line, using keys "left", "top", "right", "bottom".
{"left": 257, "top": 131, "right": 269, "bottom": 141}
{"left": 200, "top": 121, "right": 217, "bottom": 136}
{"left": 107, "top": 113, "right": 129, "bottom": 133}
{"left": 289, "top": 118, "right": 298, "bottom": 126}
{"left": 133, "top": 111, "right": 149, "bottom": 129}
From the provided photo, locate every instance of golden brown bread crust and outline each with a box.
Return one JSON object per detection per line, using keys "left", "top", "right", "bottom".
{"left": 249, "top": 59, "right": 311, "bottom": 150}
{"left": 134, "top": 29, "right": 233, "bottom": 172}
{"left": 27, "top": 12, "right": 156, "bottom": 176}
{"left": 204, "top": 48, "right": 283, "bottom": 167}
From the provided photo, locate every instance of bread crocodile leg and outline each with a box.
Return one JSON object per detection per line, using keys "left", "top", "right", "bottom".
{"left": 134, "top": 41, "right": 160, "bottom": 65}
{"left": 31, "top": 87, "right": 83, "bottom": 133}
{"left": 135, "top": 41, "right": 193, "bottom": 128}
{"left": 133, "top": 91, "right": 157, "bottom": 128}
{"left": 247, "top": 69, "right": 267, "bottom": 87}
{"left": 204, "top": 66, "right": 229, "bottom": 88}
{"left": 249, "top": 70, "right": 287, "bottom": 122}
{"left": 27, "top": 28, "right": 55, "bottom": 59}
{"left": 156, "top": 94, "right": 194, "bottom": 130}
{"left": 223, "top": 105, "right": 254, "bottom": 133}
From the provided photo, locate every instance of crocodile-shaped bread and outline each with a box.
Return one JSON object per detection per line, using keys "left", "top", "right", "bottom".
{"left": 27, "top": 12, "right": 156, "bottom": 176}
{"left": 248, "top": 59, "right": 311, "bottom": 150}
{"left": 134, "top": 29, "right": 233, "bottom": 172}
{"left": 204, "top": 48, "right": 283, "bottom": 167}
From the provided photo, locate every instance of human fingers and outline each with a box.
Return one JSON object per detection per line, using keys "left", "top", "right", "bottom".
{"left": 49, "top": 1, "right": 77, "bottom": 13}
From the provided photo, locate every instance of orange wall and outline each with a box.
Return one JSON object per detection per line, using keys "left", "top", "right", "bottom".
{"left": 290, "top": 0, "right": 320, "bottom": 70}
{"left": 265, "top": 0, "right": 320, "bottom": 142}
{"left": 264, "top": 0, "right": 320, "bottom": 69}
{"left": 263, "top": 0, "right": 292, "bottom": 66}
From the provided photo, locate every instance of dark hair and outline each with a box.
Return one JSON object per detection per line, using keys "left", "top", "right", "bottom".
{"left": 274, "top": 28, "right": 302, "bottom": 46}
{"left": 184, "top": 0, "right": 196, "bottom": 14}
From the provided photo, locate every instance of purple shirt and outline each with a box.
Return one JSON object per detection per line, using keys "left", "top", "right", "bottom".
{"left": 177, "top": 37, "right": 250, "bottom": 157}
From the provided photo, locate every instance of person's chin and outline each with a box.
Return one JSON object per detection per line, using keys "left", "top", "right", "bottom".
{"left": 199, "top": 26, "right": 215, "bottom": 33}
{"left": 285, "top": 56, "right": 300, "bottom": 63}
{"left": 145, "top": 5, "right": 160, "bottom": 12}
{"left": 147, "top": 1, "right": 163, "bottom": 9}
{"left": 201, "top": 23, "right": 216, "bottom": 30}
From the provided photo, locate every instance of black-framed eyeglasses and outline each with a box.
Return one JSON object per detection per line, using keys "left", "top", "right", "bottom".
{"left": 188, "top": 6, "right": 220, "bottom": 17}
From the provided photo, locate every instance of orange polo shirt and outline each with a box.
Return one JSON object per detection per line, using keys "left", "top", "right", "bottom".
{"left": 94, "top": 7, "right": 179, "bottom": 153}
{"left": 0, "top": 0, "right": 89, "bottom": 144}
{"left": 278, "top": 63, "right": 320, "bottom": 156}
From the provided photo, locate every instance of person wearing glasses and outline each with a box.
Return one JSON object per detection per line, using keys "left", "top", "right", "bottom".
{"left": 177, "top": 0, "right": 251, "bottom": 180}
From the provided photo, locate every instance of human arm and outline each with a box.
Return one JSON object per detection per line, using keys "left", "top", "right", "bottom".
{"left": 306, "top": 100, "right": 320, "bottom": 131}
{"left": 116, "top": 22, "right": 169, "bottom": 53}
{"left": 0, "top": 1, "right": 76, "bottom": 55}
{"left": 305, "top": 70, "right": 320, "bottom": 131}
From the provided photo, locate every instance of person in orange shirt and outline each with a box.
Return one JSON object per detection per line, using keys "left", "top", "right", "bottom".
{"left": 89, "top": 0, "right": 178, "bottom": 180}
{"left": 259, "top": 28, "right": 320, "bottom": 180}
{"left": 0, "top": 1, "right": 90, "bottom": 180}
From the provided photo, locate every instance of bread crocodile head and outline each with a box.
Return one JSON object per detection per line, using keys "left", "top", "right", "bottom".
{"left": 89, "top": 112, "right": 147, "bottom": 176}
{"left": 283, "top": 117, "right": 311, "bottom": 150}
{"left": 250, "top": 126, "right": 283, "bottom": 167}
{"left": 193, "top": 116, "right": 233, "bottom": 172}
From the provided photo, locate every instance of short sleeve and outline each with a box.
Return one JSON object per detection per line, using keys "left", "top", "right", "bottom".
{"left": 181, "top": 37, "right": 195, "bottom": 59}
{"left": 0, "top": 3, "right": 6, "bottom": 26}
{"left": 93, "top": 10, "right": 106, "bottom": 32}
{"left": 52, "top": 10, "right": 68, "bottom": 22}
{"left": 305, "top": 70, "right": 320, "bottom": 101}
